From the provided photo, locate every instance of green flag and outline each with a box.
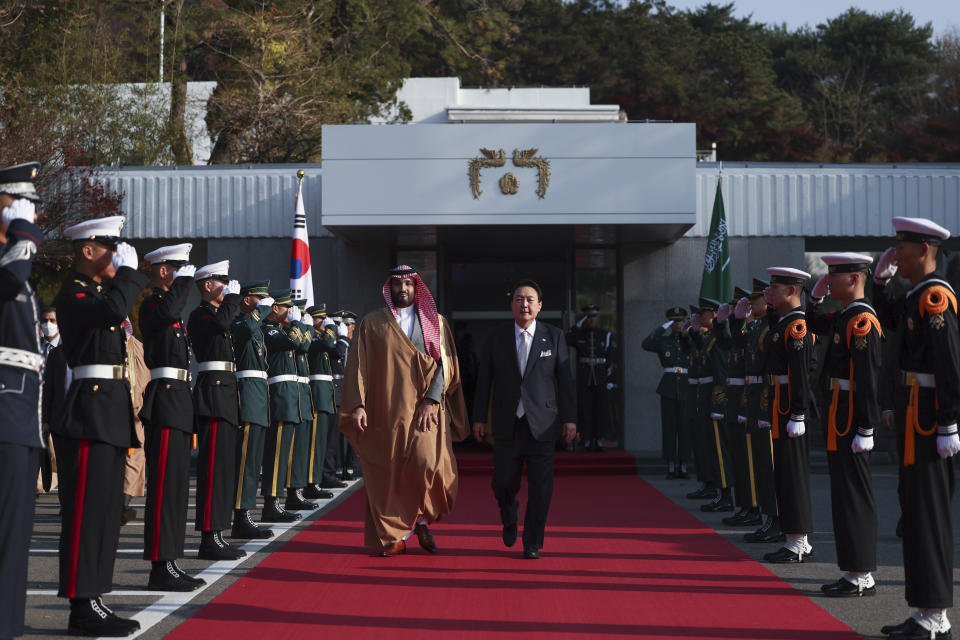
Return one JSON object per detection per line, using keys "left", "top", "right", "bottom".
{"left": 699, "top": 181, "right": 732, "bottom": 302}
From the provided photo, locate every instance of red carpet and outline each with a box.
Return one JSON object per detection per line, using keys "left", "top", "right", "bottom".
{"left": 168, "top": 455, "right": 860, "bottom": 640}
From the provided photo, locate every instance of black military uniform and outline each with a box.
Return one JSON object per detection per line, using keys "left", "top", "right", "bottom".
{"left": 807, "top": 254, "right": 881, "bottom": 597}
{"left": 138, "top": 246, "right": 204, "bottom": 591}
{"left": 231, "top": 280, "right": 274, "bottom": 539}
{"left": 683, "top": 304, "right": 713, "bottom": 499}
{"left": 0, "top": 162, "right": 44, "bottom": 640}
{"left": 566, "top": 304, "right": 616, "bottom": 451}
{"left": 321, "top": 310, "right": 351, "bottom": 488}
{"left": 188, "top": 264, "right": 245, "bottom": 561}
{"left": 285, "top": 298, "right": 318, "bottom": 511}
{"left": 304, "top": 303, "right": 337, "bottom": 500}
{"left": 52, "top": 216, "right": 147, "bottom": 636}
{"left": 641, "top": 307, "right": 690, "bottom": 476}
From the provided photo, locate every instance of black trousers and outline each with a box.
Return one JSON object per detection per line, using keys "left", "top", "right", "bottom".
{"left": 262, "top": 421, "right": 295, "bottom": 498}
{"left": 309, "top": 412, "right": 332, "bottom": 486}
{"left": 772, "top": 431, "right": 813, "bottom": 534}
{"left": 54, "top": 436, "right": 125, "bottom": 598}
{"left": 289, "top": 417, "right": 311, "bottom": 489}
{"left": 491, "top": 417, "right": 555, "bottom": 551}
{"left": 235, "top": 422, "right": 268, "bottom": 510}
{"left": 745, "top": 383, "right": 776, "bottom": 516}
{"left": 725, "top": 385, "right": 749, "bottom": 507}
{"left": 0, "top": 443, "right": 39, "bottom": 638}
{"left": 321, "top": 420, "right": 342, "bottom": 486}
{"left": 577, "top": 382, "right": 607, "bottom": 445}
{"left": 144, "top": 425, "right": 191, "bottom": 561}
{"left": 659, "top": 395, "right": 689, "bottom": 461}
{"left": 195, "top": 416, "right": 239, "bottom": 532}
{"left": 687, "top": 383, "right": 710, "bottom": 483}
{"left": 827, "top": 429, "right": 878, "bottom": 572}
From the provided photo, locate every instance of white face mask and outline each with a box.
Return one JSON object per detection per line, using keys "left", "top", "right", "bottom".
{"left": 41, "top": 321, "right": 58, "bottom": 338}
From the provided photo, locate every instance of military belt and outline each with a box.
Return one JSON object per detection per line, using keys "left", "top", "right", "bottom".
{"left": 149, "top": 367, "right": 189, "bottom": 381}
{"left": 333, "top": 374, "right": 344, "bottom": 380}
{"left": 663, "top": 367, "right": 687, "bottom": 374}
{"left": 579, "top": 357, "right": 607, "bottom": 364}
{"left": 310, "top": 374, "right": 334, "bottom": 381}
{"left": 767, "top": 374, "right": 789, "bottom": 385}
{"left": 0, "top": 346, "right": 43, "bottom": 373}
{"left": 697, "top": 376, "right": 714, "bottom": 384}
{"left": 268, "top": 374, "right": 299, "bottom": 385}
{"left": 198, "top": 360, "right": 236, "bottom": 373}
{"left": 829, "top": 377, "right": 855, "bottom": 391}
{"left": 73, "top": 364, "right": 127, "bottom": 380}
{"left": 746, "top": 375, "right": 765, "bottom": 385}
{"left": 726, "top": 377, "right": 746, "bottom": 386}
{"left": 237, "top": 370, "right": 268, "bottom": 380}
{"left": 297, "top": 376, "right": 310, "bottom": 384}
{"left": 900, "top": 371, "right": 936, "bottom": 387}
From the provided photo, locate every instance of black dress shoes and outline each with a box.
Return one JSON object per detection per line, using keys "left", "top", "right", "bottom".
{"left": 231, "top": 509, "right": 273, "bottom": 539}
{"left": 700, "top": 496, "right": 734, "bottom": 512}
{"left": 763, "top": 547, "right": 813, "bottom": 564}
{"left": 686, "top": 486, "right": 716, "bottom": 500}
{"left": 523, "top": 547, "right": 540, "bottom": 559}
{"left": 502, "top": 523, "right": 518, "bottom": 548}
{"left": 665, "top": 470, "right": 678, "bottom": 480}
{"left": 744, "top": 523, "right": 785, "bottom": 543}
{"left": 68, "top": 597, "right": 140, "bottom": 637}
{"left": 723, "top": 509, "right": 763, "bottom": 526}
{"left": 261, "top": 497, "right": 301, "bottom": 523}
{"left": 820, "top": 578, "right": 875, "bottom": 598}
{"left": 415, "top": 523, "right": 438, "bottom": 553}
{"left": 148, "top": 561, "right": 205, "bottom": 592}
{"left": 881, "top": 617, "right": 951, "bottom": 639}
{"left": 303, "top": 484, "right": 335, "bottom": 500}
{"left": 321, "top": 480, "right": 349, "bottom": 489}
{"left": 676, "top": 470, "right": 690, "bottom": 479}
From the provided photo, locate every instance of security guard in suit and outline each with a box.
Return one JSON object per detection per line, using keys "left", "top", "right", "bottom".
{"left": 566, "top": 304, "right": 616, "bottom": 451}
{"left": 53, "top": 215, "right": 148, "bottom": 636}
{"left": 286, "top": 298, "right": 318, "bottom": 511}
{"left": 230, "top": 280, "right": 275, "bottom": 539}
{"left": 0, "top": 162, "right": 45, "bottom": 640}
{"left": 641, "top": 307, "right": 690, "bottom": 477}
{"left": 304, "top": 303, "right": 337, "bottom": 500}
{"left": 138, "top": 244, "right": 204, "bottom": 592}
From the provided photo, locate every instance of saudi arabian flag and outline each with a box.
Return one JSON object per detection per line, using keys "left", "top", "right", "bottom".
{"left": 699, "top": 180, "right": 732, "bottom": 302}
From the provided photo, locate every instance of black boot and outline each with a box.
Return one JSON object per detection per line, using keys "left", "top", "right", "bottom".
{"left": 197, "top": 530, "right": 246, "bottom": 561}
{"left": 686, "top": 484, "right": 716, "bottom": 500}
{"left": 701, "top": 489, "right": 734, "bottom": 512}
{"left": 261, "top": 496, "right": 301, "bottom": 523}
{"left": 148, "top": 561, "right": 204, "bottom": 592}
{"left": 303, "top": 484, "right": 334, "bottom": 500}
{"left": 170, "top": 560, "right": 205, "bottom": 587}
{"left": 232, "top": 509, "right": 273, "bottom": 539}
{"left": 68, "top": 597, "right": 140, "bottom": 637}
{"left": 284, "top": 487, "right": 318, "bottom": 511}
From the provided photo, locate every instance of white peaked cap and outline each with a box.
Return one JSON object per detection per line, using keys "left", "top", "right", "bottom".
{"left": 144, "top": 243, "right": 193, "bottom": 265}
{"left": 892, "top": 217, "right": 951, "bottom": 242}
{"left": 63, "top": 216, "right": 125, "bottom": 242}
{"left": 821, "top": 252, "right": 873, "bottom": 267}
{"left": 766, "top": 267, "right": 811, "bottom": 283}
{"left": 194, "top": 260, "right": 230, "bottom": 281}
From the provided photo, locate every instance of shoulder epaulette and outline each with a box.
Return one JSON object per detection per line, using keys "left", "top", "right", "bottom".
{"left": 846, "top": 312, "right": 882, "bottom": 348}
{"left": 919, "top": 285, "right": 958, "bottom": 317}
{"left": 786, "top": 319, "right": 807, "bottom": 342}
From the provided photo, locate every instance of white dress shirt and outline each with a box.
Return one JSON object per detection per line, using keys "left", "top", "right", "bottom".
{"left": 515, "top": 320, "right": 536, "bottom": 417}
{"left": 397, "top": 304, "right": 416, "bottom": 339}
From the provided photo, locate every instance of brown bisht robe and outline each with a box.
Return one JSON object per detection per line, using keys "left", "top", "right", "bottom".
{"left": 339, "top": 308, "right": 469, "bottom": 548}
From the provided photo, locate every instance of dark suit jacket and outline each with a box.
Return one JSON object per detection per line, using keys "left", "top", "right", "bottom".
{"left": 472, "top": 320, "right": 576, "bottom": 442}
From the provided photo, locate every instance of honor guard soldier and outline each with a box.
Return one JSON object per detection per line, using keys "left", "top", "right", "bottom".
{"left": 716, "top": 287, "right": 755, "bottom": 524}
{"left": 807, "top": 253, "right": 881, "bottom": 598}
{"left": 260, "top": 289, "right": 308, "bottom": 522}
{"left": 286, "top": 299, "right": 319, "bottom": 512}
{"left": 873, "top": 218, "right": 960, "bottom": 639}
{"left": 340, "top": 311, "right": 361, "bottom": 478}
{"left": 53, "top": 215, "right": 148, "bottom": 636}
{"left": 761, "top": 267, "right": 815, "bottom": 564}
{"left": 566, "top": 304, "right": 617, "bottom": 451}
{"left": 321, "top": 310, "right": 352, "bottom": 487}
{"left": 682, "top": 304, "right": 712, "bottom": 498}
{"left": 188, "top": 261, "right": 245, "bottom": 561}
{"left": 138, "top": 244, "right": 205, "bottom": 591}
{"left": 305, "top": 303, "right": 338, "bottom": 500}
{"left": 642, "top": 307, "right": 690, "bottom": 478}
{"left": 735, "top": 280, "right": 773, "bottom": 536}
{"left": 0, "top": 162, "right": 45, "bottom": 640}
{"left": 230, "top": 280, "right": 275, "bottom": 539}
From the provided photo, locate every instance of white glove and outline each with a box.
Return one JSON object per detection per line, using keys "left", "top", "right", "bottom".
{"left": 112, "top": 242, "right": 138, "bottom": 270}
{"left": 323, "top": 317, "right": 335, "bottom": 328}
{"left": 717, "top": 303, "right": 731, "bottom": 324}
{"left": 661, "top": 320, "right": 672, "bottom": 332}
{"left": 288, "top": 306, "right": 302, "bottom": 323}
{"left": 937, "top": 426, "right": 960, "bottom": 458}
{"left": 680, "top": 317, "right": 692, "bottom": 335}
{"left": 710, "top": 412, "right": 724, "bottom": 420}
{"left": 302, "top": 311, "right": 313, "bottom": 324}
{"left": 225, "top": 279, "right": 240, "bottom": 296}
{"left": 1, "top": 199, "right": 36, "bottom": 225}
{"left": 734, "top": 298, "right": 751, "bottom": 319}
{"left": 258, "top": 296, "right": 275, "bottom": 308}
{"left": 690, "top": 314, "right": 702, "bottom": 332}
{"left": 811, "top": 275, "right": 830, "bottom": 300}
{"left": 874, "top": 247, "right": 898, "bottom": 284}
{"left": 606, "top": 382, "right": 615, "bottom": 391}
{"left": 337, "top": 322, "right": 349, "bottom": 338}
{"left": 852, "top": 434, "right": 874, "bottom": 453}
{"left": 786, "top": 419, "right": 805, "bottom": 438}
{"left": 757, "top": 420, "right": 771, "bottom": 430}
{"left": 173, "top": 264, "right": 196, "bottom": 279}
{"left": 737, "top": 415, "right": 747, "bottom": 424}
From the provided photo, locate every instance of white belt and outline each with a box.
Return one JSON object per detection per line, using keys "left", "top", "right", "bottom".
{"left": 150, "top": 367, "right": 189, "bottom": 381}
{"left": 698, "top": 376, "right": 714, "bottom": 384}
{"left": 237, "top": 370, "right": 268, "bottom": 380}
{"left": 688, "top": 378, "right": 700, "bottom": 385}
{"left": 746, "top": 375, "right": 764, "bottom": 385}
{"left": 901, "top": 371, "right": 936, "bottom": 387}
{"left": 198, "top": 361, "right": 236, "bottom": 373}
{"left": 768, "top": 374, "right": 789, "bottom": 385}
{"left": 579, "top": 357, "right": 607, "bottom": 364}
{"left": 829, "top": 377, "right": 855, "bottom": 391}
{"left": 333, "top": 374, "right": 344, "bottom": 380}
{"left": 726, "top": 377, "right": 745, "bottom": 386}
{"left": 310, "top": 374, "right": 334, "bottom": 381}
{"left": 73, "top": 364, "right": 126, "bottom": 380}
{"left": 0, "top": 346, "right": 43, "bottom": 373}
{"left": 268, "top": 374, "right": 299, "bottom": 385}
{"left": 297, "top": 376, "right": 310, "bottom": 384}
{"left": 664, "top": 367, "right": 687, "bottom": 374}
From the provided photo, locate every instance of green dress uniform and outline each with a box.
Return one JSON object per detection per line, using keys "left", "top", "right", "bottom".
{"left": 306, "top": 304, "right": 338, "bottom": 494}
{"left": 681, "top": 305, "right": 711, "bottom": 489}
{"left": 286, "top": 300, "right": 316, "bottom": 509}
{"left": 716, "top": 289, "right": 751, "bottom": 515}
{"left": 641, "top": 308, "right": 690, "bottom": 467}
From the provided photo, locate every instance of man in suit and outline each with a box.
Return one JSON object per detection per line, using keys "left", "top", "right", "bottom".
{"left": 472, "top": 279, "right": 577, "bottom": 559}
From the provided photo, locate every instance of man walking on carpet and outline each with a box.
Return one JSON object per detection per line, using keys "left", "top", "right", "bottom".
{"left": 340, "top": 265, "right": 469, "bottom": 556}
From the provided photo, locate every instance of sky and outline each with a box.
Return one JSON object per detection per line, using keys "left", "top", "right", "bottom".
{"left": 665, "top": 0, "right": 958, "bottom": 37}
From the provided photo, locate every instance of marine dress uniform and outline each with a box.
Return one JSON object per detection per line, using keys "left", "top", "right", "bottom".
{"left": 641, "top": 307, "right": 690, "bottom": 476}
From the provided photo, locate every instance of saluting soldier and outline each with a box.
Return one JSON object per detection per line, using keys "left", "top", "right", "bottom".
{"left": 761, "top": 267, "right": 814, "bottom": 564}
{"left": 286, "top": 298, "right": 319, "bottom": 512}
{"left": 735, "top": 280, "right": 772, "bottom": 536}
{"left": 188, "top": 261, "right": 245, "bottom": 561}
{"left": 716, "top": 287, "right": 753, "bottom": 524}
{"left": 320, "top": 310, "right": 352, "bottom": 487}
{"left": 566, "top": 304, "right": 617, "bottom": 451}
{"left": 874, "top": 218, "right": 960, "bottom": 640}
{"left": 138, "top": 244, "right": 204, "bottom": 591}
{"left": 807, "top": 253, "right": 881, "bottom": 598}
{"left": 230, "top": 280, "right": 275, "bottom": 539}
{"left": 304, "top": 303, "right": 338, "bottom": 500}
{"left": 0, "top": 163, "right": 45, "bottom": 640}
{"left": 53, "top": 216, "right": 147, "bottom": 636}
{"left": 641, "top": 307, "right": 690, "bottom": 478}
{"left": 682, "top": 304, "right": 713, "bottom": 498}
{"left": 260, "top": 289, "right": 308, "bottom": 522}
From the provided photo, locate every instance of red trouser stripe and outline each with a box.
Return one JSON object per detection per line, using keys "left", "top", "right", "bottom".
{"left": 203, "top": 417, "right": 218, "bottom": 532}
{"left": 66, "top": 440, "right": 90, "bottom": 599}
{"left": 151, "top": 427, "right": 170, "bottom": 561}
